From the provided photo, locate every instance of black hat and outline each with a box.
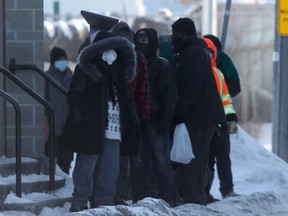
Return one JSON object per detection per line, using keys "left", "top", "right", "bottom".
{"left": 112, "top": 21, "right": 133, "bottom": 41}
{"left": 81, "top": 10, "right": 119, "bottom": 32}
{"left": 50, "top": 47, "right": 67, "bottom": 64}
{"left": 172, "top": 17, "right": 196, "bottom": 36}
{"left": 203, "top": 34, "right": 222, "bottom": 51}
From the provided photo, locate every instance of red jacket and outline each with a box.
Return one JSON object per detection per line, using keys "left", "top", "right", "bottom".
{"left": 128, "top": 51, "right": 150, "bottom": 120}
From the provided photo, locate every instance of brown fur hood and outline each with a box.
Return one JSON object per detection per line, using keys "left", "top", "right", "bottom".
{"left": 79, "top": 36, "right": 136, "bottom": 82}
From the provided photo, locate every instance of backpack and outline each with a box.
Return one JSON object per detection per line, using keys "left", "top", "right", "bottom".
{"left": 216, "top": 50, "right": 241, "bottom": 97}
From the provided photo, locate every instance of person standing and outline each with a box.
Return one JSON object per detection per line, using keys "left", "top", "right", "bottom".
{"left": 60, "top": 11, "right": 140, "bottom": 212}
{"left": 203, "top": 35, "right": 240, "bottom": 199}
{"left": 132, "top": 28, "right": 178, "bottom": 206}
{"left": 203, "top": 34, "right": 241, "bottom": 97}
{"left": 170, "top": 17, "right": 225, "bottom": 205}
{"left": 112, "top": 21, "right": 150, "bottom": 205}
{"left": 45, "top": 46, "right": 73, "bottom": 174}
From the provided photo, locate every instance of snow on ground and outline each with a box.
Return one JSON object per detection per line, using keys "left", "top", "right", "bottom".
{"left": 2, "top": 125, "right": 288, "bottom": 215}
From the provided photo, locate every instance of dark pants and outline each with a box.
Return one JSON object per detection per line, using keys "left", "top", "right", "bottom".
{"left": 177, "top": 123, "right": 215, "bottom": 205}
{"left": 130, "top": 119, "right": 174, "bottom": 204}
{"left": 214, "top": 129, "right": 234, "bottom": 195}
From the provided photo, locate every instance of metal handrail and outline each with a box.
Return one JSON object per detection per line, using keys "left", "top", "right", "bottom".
{"left": 9, "top": 58, "right": 68, "bottom": 96}
{"left": 0, "top": 89, "right": 21, "bottom": 197}
{"left": 0, "top": 66, "right": 55, "bottom": 191}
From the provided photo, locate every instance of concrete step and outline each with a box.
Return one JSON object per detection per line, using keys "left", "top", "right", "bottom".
{"left": 4, "top": 192, "right": 72, "bottom": 215}
{"left": 0, "top": 174, "right": 66, "bottom": 195}
{"left": 0, "top": 168, "right": 73, "bottom": 215}
{"left": 0, "top": 157, "right": 41, "bottom": 177}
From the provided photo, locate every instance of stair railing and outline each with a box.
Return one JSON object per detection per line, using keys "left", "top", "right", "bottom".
{"left": 8, "top": 59, "right": 70, "bottom": 192}
{"left": 0, "top": 89, "right": 22, "bottom": 197}
{"left": 0, "top": 66, "right": 55, "bottom": 191}
{"left": 9, "top": 58, "right": 68, "bottom": 96}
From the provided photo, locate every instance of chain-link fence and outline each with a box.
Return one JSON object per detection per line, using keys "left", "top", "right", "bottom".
{"left": 44, "top": 3, "right": 274, "bottom": 140}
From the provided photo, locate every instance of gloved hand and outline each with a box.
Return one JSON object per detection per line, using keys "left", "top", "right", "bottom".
{"left": 227, "top": 121, "right": 238, "bottom": 134}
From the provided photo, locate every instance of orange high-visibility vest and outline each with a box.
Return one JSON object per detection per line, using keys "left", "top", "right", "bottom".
{"left": 213, "top": 67, "right": 236, "bottom": 115}
{"left": 202, "top": 37, "right": 236, "bottom": 116}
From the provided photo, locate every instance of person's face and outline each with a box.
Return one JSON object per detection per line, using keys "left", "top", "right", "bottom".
{"left": 171, "top": 30, "right": 186, "bottom": 41}
{"left": 171, "top": 30, "right": 188, "bottom": 50}
{"left": 136, "top": 35, "right": 149, "bottom": 45}
{"left": 135, "top": 35, "right": 149, "bottom": 56}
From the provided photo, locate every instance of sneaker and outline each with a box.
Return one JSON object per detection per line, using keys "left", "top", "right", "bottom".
{"left": 69, "top": 206, "right": 88, "bottom": 212}
{"left": 222, "top": 191, "right": 240, "bottom": 199}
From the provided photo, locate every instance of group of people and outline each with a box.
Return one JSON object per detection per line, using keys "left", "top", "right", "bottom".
{"left": 44, "top": 11, "right": 241, "bottom": 213}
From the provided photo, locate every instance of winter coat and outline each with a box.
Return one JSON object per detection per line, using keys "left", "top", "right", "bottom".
{"left": 147, "top": 54, "right": 178, "bottom": 129}
{"left": 127, "top": 51, "right": 150, "bottom": 121}
{"left": 135, "top": 28, "right": 178, "bottom": 130}
{"left": 173, "top": 37, "right": 226, "bottom": 127}
{"left": 45, "top": 66, "right": 73, "bottom": 136}
{"left": 159, "top": 39, "right": 177, "bottom": 69}
{"left": 61, "top": 36, "right": 140, "bottom": 156}
{"left": 216, "top": 50, "right": 241, "bottom": 97}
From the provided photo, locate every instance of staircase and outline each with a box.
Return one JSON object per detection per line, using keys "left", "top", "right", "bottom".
{"left": 0, "top": 157, "right": 73, "bottom": 214}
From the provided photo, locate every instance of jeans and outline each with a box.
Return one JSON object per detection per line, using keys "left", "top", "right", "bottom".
{"left": 71, "top": 139, "right": 120, "bottom": 209}
{"left": 131, "top": 119, "right": 174, "bottom": 203}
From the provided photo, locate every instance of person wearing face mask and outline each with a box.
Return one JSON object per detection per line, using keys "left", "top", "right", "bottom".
{"left": 132, "top": 28, "right": 178, "bottom": 206}
{"left": 44, "top": 46, "right": 73, "bottom": 175}
{"left": 170, "top": 17, "right": 225, "bottom": 205}
{"left": 112, "top": 22, "right": 150, "bottom": 206}
{"left": 61, "top": 30, "right": 140, "bottom": 212}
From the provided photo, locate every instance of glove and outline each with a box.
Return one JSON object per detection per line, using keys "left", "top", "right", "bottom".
{"left": 227, "top": 121, "right": 238, "bottom": 134}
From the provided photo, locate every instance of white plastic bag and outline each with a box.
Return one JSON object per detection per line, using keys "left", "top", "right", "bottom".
{"left": 170, "top": 123, "right": 194, "bottom": 164}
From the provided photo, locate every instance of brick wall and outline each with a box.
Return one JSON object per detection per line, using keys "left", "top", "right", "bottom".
{"left": 4, "top": 0, "right": 44, "bottom": 157}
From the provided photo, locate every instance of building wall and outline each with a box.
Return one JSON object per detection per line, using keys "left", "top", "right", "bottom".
{"left": 3, "top": 0, "right": 44, "bottom": 157}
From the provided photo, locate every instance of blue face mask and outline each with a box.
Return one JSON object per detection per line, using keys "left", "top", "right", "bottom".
{"left": 54, "top": 60, "right": 68, "bottom": 72}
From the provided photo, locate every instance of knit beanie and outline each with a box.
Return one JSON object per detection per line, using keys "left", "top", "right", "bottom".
{"left": 203, "top": 34, "right": 222, "bottom": 51}
{"left": 172, "top": 17, "right": 196, "bottom": 36}
{"left": 50, "top": 47, "right": 67, "bottom": 64}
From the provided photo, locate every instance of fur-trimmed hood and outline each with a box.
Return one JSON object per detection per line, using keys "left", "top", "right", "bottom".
{"left": 79, "top": 36, "right": 136, "bottom": 82}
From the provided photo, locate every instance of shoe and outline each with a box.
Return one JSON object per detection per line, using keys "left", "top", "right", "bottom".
{"left": 69, "top": 206, "right": 88, "bottom": 212}
{"left": 206, "top": 194, "right": 220, "bottom": 204}
{"left": 172, "top": 197, "right": 185, "bottom": 207}
{"left": 114, "top": 199, "right": 128, "bottom": 206}
{"left": 222, "top": 191, "right": 240, "bottom": 199}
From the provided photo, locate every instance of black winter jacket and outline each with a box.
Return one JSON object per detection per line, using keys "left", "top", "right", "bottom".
{"left": 61, "top": 36, "right": 140, "bottom": 155}
{"left": 173, "top": 37, "right": 225, "bottom": 127}
{"left": 136, "top": 28, "right": 178, "bottom": 130}
{"left": 146, "top": 55, "right": 178, "bottom": 129}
